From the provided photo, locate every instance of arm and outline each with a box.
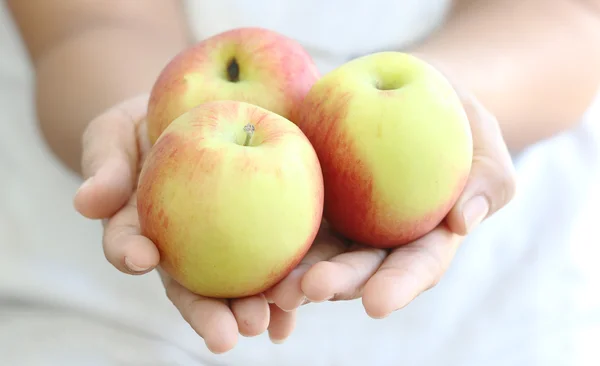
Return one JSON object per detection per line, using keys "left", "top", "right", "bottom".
{"left": 6, "top": 0, "right": 192, "bottom": 174}
{"left": 411, "top": 0, "right": 600, "bottom": 152}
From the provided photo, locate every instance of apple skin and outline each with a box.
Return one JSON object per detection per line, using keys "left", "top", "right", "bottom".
{"left": 293, "top": 52, "right": 473, "bottom": 249}
{"left": 146, "top": 27, "right": 320, "bottom": 144}
{"left": 137, "top": 100, "right": 324, "bottom": 298}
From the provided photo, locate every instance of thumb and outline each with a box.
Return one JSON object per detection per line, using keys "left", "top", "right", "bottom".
{"left": 446, "top": 94, "right": 518, "bottom": 235}
{"left": 74, "top": 94, "right": 150, "bottom": 219}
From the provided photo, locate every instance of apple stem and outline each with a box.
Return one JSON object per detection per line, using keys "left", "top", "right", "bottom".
{"left": 243, "top": 123, "right": 255, "bottom": 146}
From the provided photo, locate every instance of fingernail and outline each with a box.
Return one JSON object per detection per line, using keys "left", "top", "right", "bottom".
{"left": 306, "top": 294, "right": 332, "bottom": 303}
{"left": 125, "top": 257, "right": 150, "bottom": 272}
{"left": 462, "top": 195, "right": 489, "bottom": 233}
{"left": 263, "top": 291, "right": 275, "bottom": 303}
{"left": 281, "top": 296, "right": 307, "bottom": 311}
{"left": 76, "top": 177, "right": 94, "bottom": 194}
{"left": 269, "top": 336, "right": 286, "bottom": 345}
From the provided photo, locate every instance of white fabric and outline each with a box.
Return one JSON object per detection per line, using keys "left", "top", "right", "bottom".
{"left": 182, "top": 0, "right": 451, "bottom": 73}
{"left": 1, "top": 1, "right": 600, "bottom": 365}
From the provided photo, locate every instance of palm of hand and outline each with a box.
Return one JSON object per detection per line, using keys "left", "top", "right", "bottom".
{"left": 74, "top": 95, "right": 296, "bottom": 354}
{"left": 75, "top": 81, "right": 517, "bottom": 354}
{"left": 266, "top": 218, "right": 460, "bottom": 319}
{"left": 268, "top": 84, "right": 517, "bottom": 318}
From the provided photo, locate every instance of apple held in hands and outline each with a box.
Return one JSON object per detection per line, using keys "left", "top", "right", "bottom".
{"left": 137, "top": 100, "right": 324, "bottom": 298}
{"left": 294, "top": 52, "right": 473, "bottom": 249}
{"left": 146, "top": 27, "right": 320, "bottom": 144}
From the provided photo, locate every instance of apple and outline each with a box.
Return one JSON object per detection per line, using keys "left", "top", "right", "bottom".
{"left": 146, "top": 27, "right": 320, "bottom": 144}
{"left": 137, "top": 100, "right": 324, "bottom": 298}
{"left": 293, "top": 52, "right": 473, "bottom": 249}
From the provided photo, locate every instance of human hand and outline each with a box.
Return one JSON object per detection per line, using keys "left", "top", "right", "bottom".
{"left": 73, "top": 95, "right": 296, "bottom": 353}
{"left": 265, "top": 84, "right": 517, "bottom": 319}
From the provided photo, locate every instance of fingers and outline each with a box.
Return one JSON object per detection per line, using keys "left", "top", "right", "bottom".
{"left": 446, "top": 94, "right": 518, "bottom": 235}
{"left": 230, "top": 294, "right": 270, "bottom": 337}
{"left": 301, "top": 244, "right": 387, "bottom": 302}
{"left": 267, "top": 303, "right": 297, "bottom": 344}
{"left": 362, "top": 225, "right": 461, "bottom": 319}
{"left": 102, "top": 196, "right": 159, "bottom": 274}
{"left": 74, "top": 94, "right": 150, "bottom": 219}
{"left": 165, "top": 271, "right": 289, "bottom": 351}
{"left": 163, "top": 274, "right": 239, "bottom": 354}
{"left": 265, "top": 223, "right": 348, "bottom": 311}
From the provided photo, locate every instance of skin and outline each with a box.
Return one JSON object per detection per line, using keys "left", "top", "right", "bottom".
{"left": 147, "top": 27, "right": 320, "bottom": 144}
{"left": 6, "top": 0, "right": 192, "bottom": 172}
{"left": 74, "top": 95, "right": 294, "bottom": 353}
{"left": 7, "top": 0, "right": 600, "bottom": 174}
{"left": 267, "top": 84, "right": 516, "bottom": 314}
{"left": 295, "top": 52, "right": 473, "bottom": 248}
{"left": 6, "top": 0, "right": 600, "bottom": 354}
{"left": 138, "top": 101, "right": 324, "bottom": 298}
{"left": 411, "top": 0, "right": 600, "bottom": 152}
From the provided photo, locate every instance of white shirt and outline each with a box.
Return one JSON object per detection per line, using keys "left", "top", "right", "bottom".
{"left": 1, "top": 1, "right": 600, "bottom": 365}
{"left": 183, "top": 0, "right": 451, "bottom": 73}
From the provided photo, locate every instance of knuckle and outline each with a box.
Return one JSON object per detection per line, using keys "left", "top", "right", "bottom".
{"left": 416, "top": 244, "right": 447, "bottom": 290}
{"left": 100, "top": 217, "right": 138, "bottom": 269}
{"left": 428, "top": 271, "right": 443, "bottom": 289}
{"left": 423, "top": 254, "right": 445, "bottom": 289}
{"left": 472, "top": 152, "right": 517, "bottom": 213}
{"left": 101, "top": 228, "right": 117, "bottom": 264}
{"left": 500, "top": 166, "right": 518, "bottom": 206}
{"left": 101, "top": 223, "right": 124, "bottom": 266}
{"left": 491, "top": 158, "right": 518, "bottom": 212}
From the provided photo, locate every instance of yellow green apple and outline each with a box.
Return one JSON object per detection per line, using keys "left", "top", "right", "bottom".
{"left": 137, "top": 100, "right": 324, "bottom": 298}
{"left": 146, "top": 27, "right": 320, "bottom": 144}
{"left": 294, "top": 52, "right": 473, "bottom": 249}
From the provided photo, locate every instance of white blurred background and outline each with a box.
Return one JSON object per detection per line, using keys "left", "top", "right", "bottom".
{"left": 1, "top": 1, "right": 600, "bottom": 365}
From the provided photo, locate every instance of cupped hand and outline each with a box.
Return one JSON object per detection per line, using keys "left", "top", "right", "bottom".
{"left": 73, "top": 95, "right": 295, "bottom": 353}
{"left": 266, "top": 85, "right": 518, "bottom": 319}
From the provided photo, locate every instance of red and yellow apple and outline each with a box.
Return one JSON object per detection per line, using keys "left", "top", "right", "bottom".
{"left": 294, "top": 52, "right": 473, "bottom": 249}
{"left": 146, "top": 27, "right": 320, "bottom": 144}
{"left": 137, "top": 100, "right": 324, "bottom": 298}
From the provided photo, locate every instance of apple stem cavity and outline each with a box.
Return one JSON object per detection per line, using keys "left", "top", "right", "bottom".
{"left": 375, "top": 78, "right": 401, "bottom": 91}
{"left": 227, "top": 57, "right": 240, "bottom": 82}
{"left": 243, "top": 123, "right": 255, "bottom": 146}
